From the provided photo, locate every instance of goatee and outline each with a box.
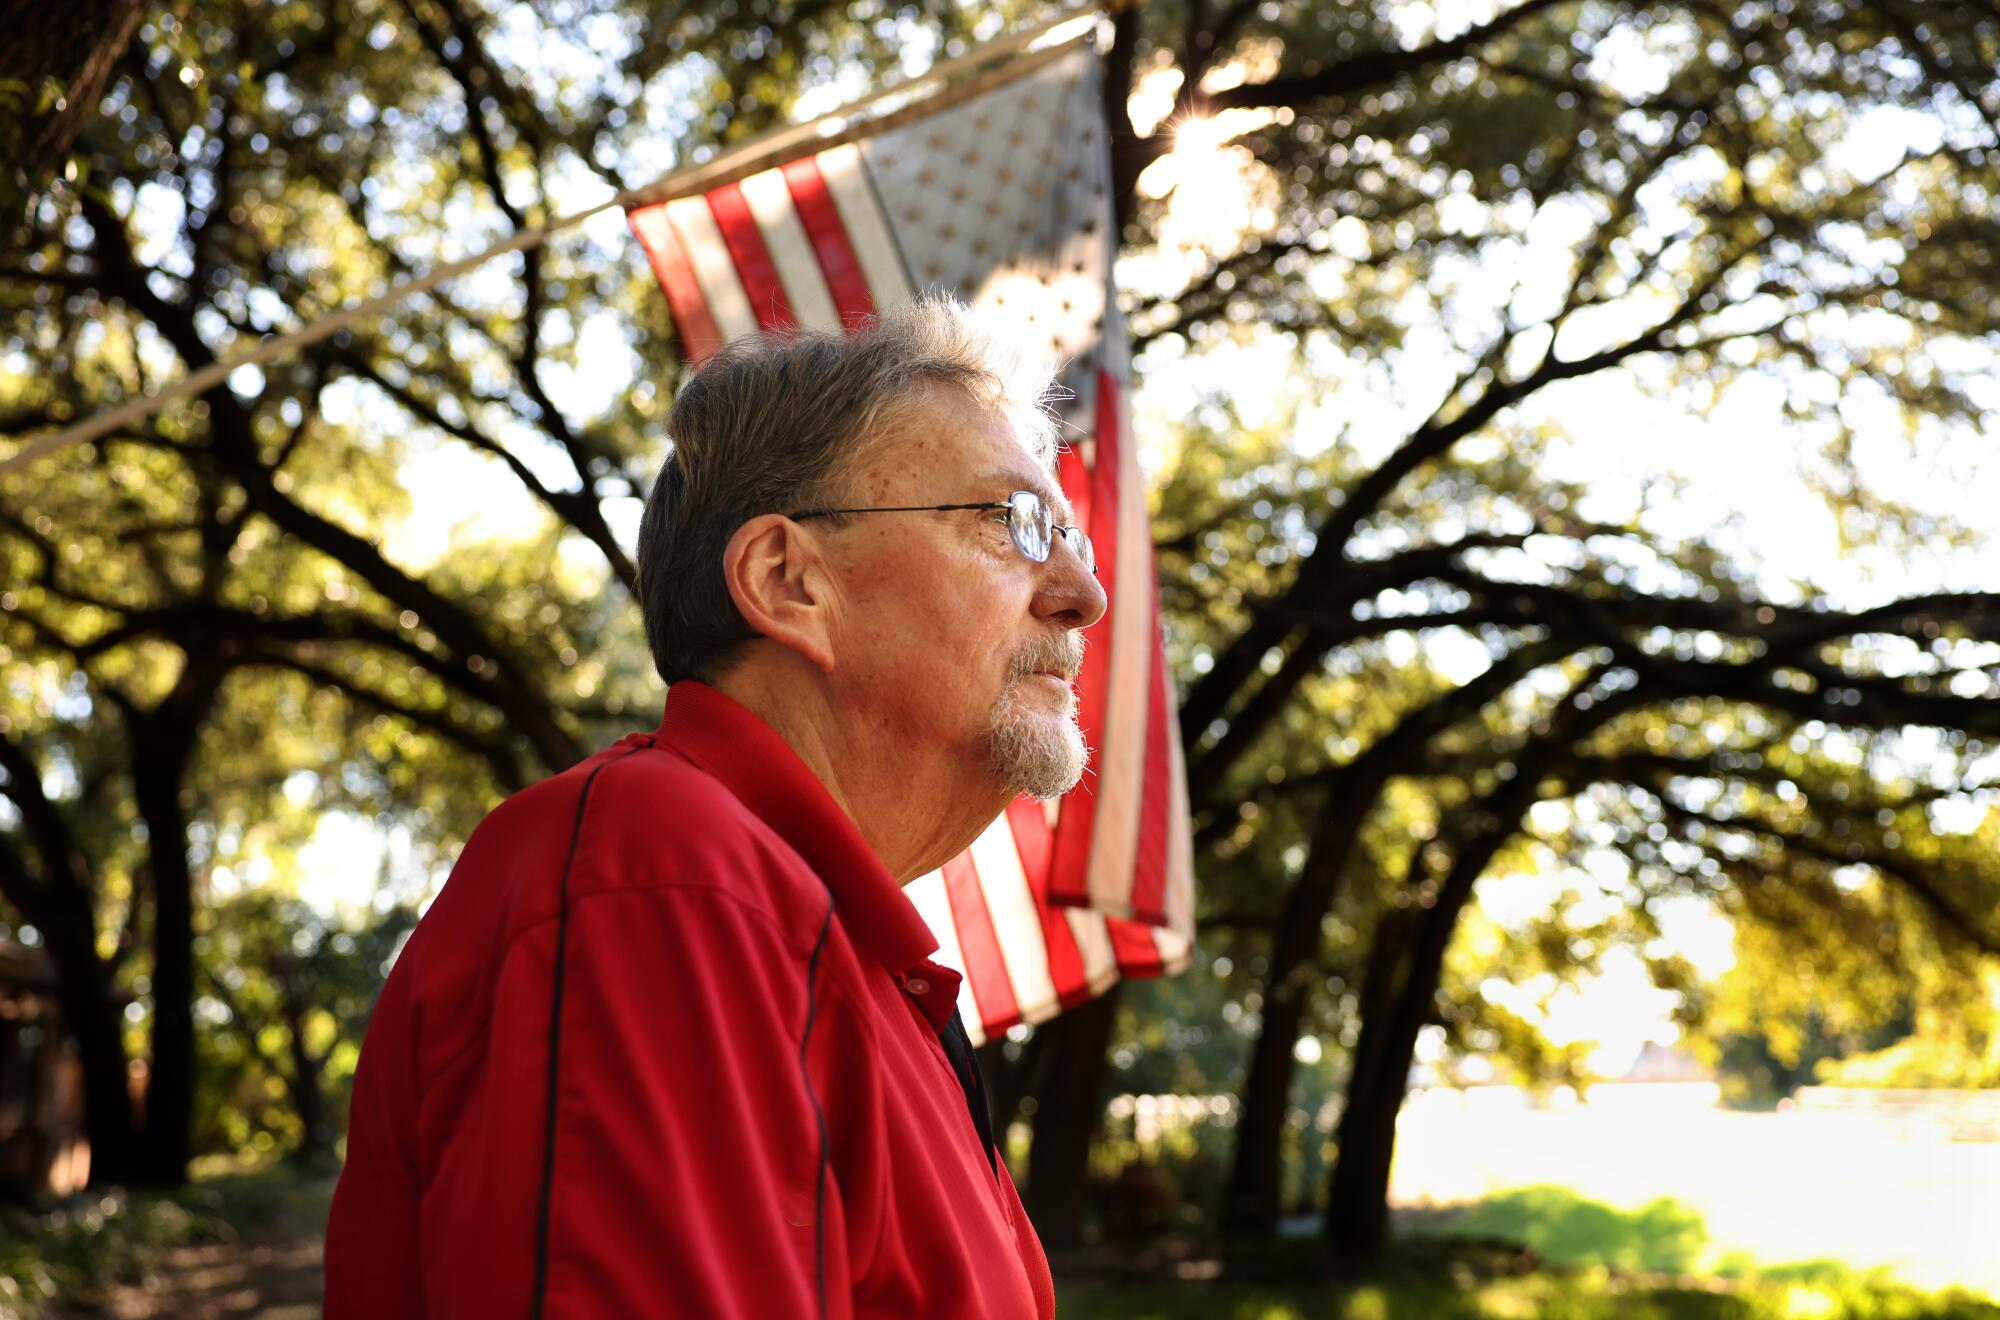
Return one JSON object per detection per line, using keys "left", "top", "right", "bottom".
{"left": 983, "top": 630, "right": 1089, "bottom": 800}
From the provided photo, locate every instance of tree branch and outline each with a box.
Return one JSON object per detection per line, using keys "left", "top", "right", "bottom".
{"left": 1642, "top": 789, "right": 2000, "bottom": 959}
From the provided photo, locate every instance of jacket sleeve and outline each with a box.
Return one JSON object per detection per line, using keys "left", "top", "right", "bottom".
{"left": 323, "top": 967, "right": 425, "bottom": 1320}
{"left": 526, "top": 880, "right": 850, "bottom": 1318}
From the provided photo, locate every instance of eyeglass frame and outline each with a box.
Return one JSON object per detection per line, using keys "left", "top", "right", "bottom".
{"left": 788, "top": 489, "right": 1097, "bottom": 574}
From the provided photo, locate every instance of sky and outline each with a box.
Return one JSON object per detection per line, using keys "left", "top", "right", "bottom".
{"left": 259, "top": 6, "right": 2000, "bottom": 1079}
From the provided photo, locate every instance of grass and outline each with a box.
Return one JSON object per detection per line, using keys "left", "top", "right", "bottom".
{"left": 1058, "top": 1271, "right": 2000, "bottom": 1320}
{"left": 0, "top": 1157, "right": 334, "bottom": 1319}
{"left": 5, "top": 1158, "right": 1991, "bottom": 1319}
{"left": 1410, "top": 1185, "right": 1711, "bottom": 1273}
{"left": 1058, "top": 1187, "right": 2000, "bottom": 1319}
{"left": 1386, "top": 1100, "right": 2000, "bottom": 1298}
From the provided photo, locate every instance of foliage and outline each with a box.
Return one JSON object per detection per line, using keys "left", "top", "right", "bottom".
{"left": 194, "top": 891, "right": 417, "bottom": 1160}
{"left": 1810, "top": 965, "right": 2000, "bottom": 1088}
{"left": 1691, "top": 874, "right": 2000, "bottom": 1099}
{"left": 2, "top": 0, "right": 1999, "bottom": 1284}
{"left": 1112, "top": 0, "right": 2000, "bottom": 1255}
{"left": 0, "top": 1188, "right": 222, "bottom": 1317}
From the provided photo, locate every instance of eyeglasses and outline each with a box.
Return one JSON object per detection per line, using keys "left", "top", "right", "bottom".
{"left": 789, "top": 489, "right": 1097, "bottom": 574}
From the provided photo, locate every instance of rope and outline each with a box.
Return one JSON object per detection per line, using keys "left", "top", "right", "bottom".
{"left": 0, "top": 3, "right": 1102, "bottom": 479}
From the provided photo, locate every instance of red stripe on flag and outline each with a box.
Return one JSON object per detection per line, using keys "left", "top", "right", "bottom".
{"left": 1007, "top": 797, "right": 1054, "bottom": 888}
{"left": 1057, "top": 441, "right": 1092, "bottom": 539}
{"left": 1107, "top": 916, "right": 1166, "bottom": 977}
{"left": 706, "top": 183, "right": 796, "bottom": 330}
{"left": 628, "top": 204, "right": 724, "bottom": 361}
{"left": 943, "top": 852, "right": 1019, "bottom": 1031}
{"left": 1009, "top": 798, "right": 1091, "bottom": 1009}
{"left": 1130, "top": 593, "right": 1173, "bottom": 926}
{"left": 781, "top": 157, "right": 876, "bottom": 326}
{"left": 1047, "top": 370, "right": 1125, "bottom": 908}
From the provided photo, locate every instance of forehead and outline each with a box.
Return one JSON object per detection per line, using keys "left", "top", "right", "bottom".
{"left": 866, "top": 382, "right": 1074, "bottom": 520}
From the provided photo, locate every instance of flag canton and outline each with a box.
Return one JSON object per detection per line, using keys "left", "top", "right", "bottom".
{"left": 858, "top": 48, "right": 1116, "bottom": 431}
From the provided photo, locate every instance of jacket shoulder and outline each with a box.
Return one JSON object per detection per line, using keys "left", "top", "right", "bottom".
{"left": 466, "top": 739, "right": 829, "bottom": 943}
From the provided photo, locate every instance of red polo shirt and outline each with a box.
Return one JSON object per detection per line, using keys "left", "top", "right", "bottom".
{"left": 325, "top": 682, "right": 1054, "bottom": 1318}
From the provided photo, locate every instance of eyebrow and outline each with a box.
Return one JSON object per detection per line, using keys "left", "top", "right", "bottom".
{"left": 976, "top": 471, "right": 1078, "bottom": 525}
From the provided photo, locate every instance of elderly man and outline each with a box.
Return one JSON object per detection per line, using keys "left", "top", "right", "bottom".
{"left": 325, "top": 299, "right": 1104, "bottom": 1318}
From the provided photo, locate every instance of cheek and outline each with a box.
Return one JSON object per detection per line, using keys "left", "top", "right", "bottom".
{"left": 836, "top": 540, "right": 1030, "bottom": 699}
{"left": 838, "top": 551, "right": 985, "bottom": 670}
{"left": 916, "top": 584, "right": 1016, "bottom": 694}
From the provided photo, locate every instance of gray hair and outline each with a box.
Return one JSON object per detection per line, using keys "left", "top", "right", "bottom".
{"left": 637, "top": 296, "right": 1061, "bottom": 686}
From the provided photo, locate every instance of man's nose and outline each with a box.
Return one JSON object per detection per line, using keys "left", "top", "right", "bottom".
{"left": 1034, "top": 536, "right": 1108, "bottom": 630}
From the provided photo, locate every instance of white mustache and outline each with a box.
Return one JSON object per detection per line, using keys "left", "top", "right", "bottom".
{"left": 1008, "top": 632, "right": 1085, "bottom": 684}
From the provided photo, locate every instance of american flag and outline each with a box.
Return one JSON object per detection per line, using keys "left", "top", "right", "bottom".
{"left": 627, "top": 36, "right": 1193, "bottom": 1045}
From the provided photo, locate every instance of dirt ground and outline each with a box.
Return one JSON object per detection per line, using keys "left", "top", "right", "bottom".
{"left": 80, "top": 1177, "right": 334, "bottom": 1320}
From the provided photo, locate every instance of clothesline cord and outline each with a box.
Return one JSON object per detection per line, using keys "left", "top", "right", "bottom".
{"left": 0, "top": 3, "right": 1101, "bottom": 480}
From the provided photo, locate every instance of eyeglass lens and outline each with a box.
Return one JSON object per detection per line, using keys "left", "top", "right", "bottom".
{"left": 1005, "top": 490, "right": 1095, "bottom": 573}
{"left": 1063, "top": 526, "right": 1096, "bottom": 574}
{"left": 1007, "top": 490, "right": 1053, "bottom": 562}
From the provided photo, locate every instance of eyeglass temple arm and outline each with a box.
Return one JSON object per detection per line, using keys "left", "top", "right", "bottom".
{"left": 788, "top": 501, "right": 1010, "bottom": 519}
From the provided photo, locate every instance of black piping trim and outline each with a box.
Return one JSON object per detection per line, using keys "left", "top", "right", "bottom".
{"left": 940, "top": 1009, "right": 1000, "bottom": 1176}
{"left": 530, "top": 740, "right": 653, "bottom": 1319}
{"left": 800, "top": 895, "right": 834, "bottom": 1320}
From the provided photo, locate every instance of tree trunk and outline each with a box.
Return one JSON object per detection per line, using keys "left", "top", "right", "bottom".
{"left": 0, "top": 815, "right": 138, "bottom": 1185}
{"left": 975, "top": 1024, "right": 1053, "bottom": 1166}
{"left": 1323, "top": 909, "right": 1423, "bottom": 1263}
{"left": 1223, "top": 791, "right": 1377, "bottom": 1234}
{"left": 35, "top": 916, "right": 138, "bottom": 1185}
{"left": 1223, "top": 982, "right": 1311, "bottom": 1234}
{"left": 131, "top": 749, "right": 195, "bottom": 1186}
{"left": 122, "top": 653, "right": 230, "bottom": 1187}
{"left": 283, "top": 1045, "right": 334, "bottom": 1169}
{"left": 60, "top": 953, "right": 137, "bottom": 1184}
{"left": 1021, "top": 986, "right": 1121, "bottom": 1249}
{"left": 1320, "top": 703, "right": 1597, "bottom": 1265}
{"left": 1227, "top": 644, "right": 1576, "bottom": 1235}
{"left": 276, "top": 956, "right": 336, "bottom": 1168}
{"left": 1323, "top": 835, "right": 1530, "bottom": 1263}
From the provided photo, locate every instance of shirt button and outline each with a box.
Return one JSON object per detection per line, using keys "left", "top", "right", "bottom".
{"left": 906, "top": 977, "right": 930, "bottom": 995}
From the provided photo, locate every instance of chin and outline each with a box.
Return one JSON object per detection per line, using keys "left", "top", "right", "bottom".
{"left": 1020, "top": 672, "right": 1077, "bottom": 713}
{"left": 982, "top": 674, "right": 1088, "bottom": 800}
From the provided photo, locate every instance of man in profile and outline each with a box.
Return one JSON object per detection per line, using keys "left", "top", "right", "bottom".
{"left": 325, "top": 299, "right": 1104, "bottom": 1318}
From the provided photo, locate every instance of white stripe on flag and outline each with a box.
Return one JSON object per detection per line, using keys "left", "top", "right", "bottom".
{"left": 816, "top": 143, "right": 915, "bottom": 311}
{"left": 902, "top": 869, "right": 986, "bottom": 1043}
{"left": 1083, "top": 385, "right": 1154, "bottom": 916}
{"left": 968, "top": 813, "right": 1059, "bottom": 1025}
{"left": 737, "top": 166, "right": 844, "bottom": 332}
{"left": 1065, "top": 907, "right": 1119, "bottom": 997}
{"left": 663, "top": 196, "right": 760, "bottom": 343}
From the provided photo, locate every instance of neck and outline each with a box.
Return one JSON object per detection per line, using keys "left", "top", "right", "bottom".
{"left": 713, "top": 657, "right": 1009, "bottom": 882}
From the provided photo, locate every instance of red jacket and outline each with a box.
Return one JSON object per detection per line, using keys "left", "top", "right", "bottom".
{"left": 325, "top": 682, "right": 1055, "bottom": 1318}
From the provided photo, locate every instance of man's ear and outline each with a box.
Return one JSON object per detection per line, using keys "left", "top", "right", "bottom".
{"left": 721, "top": 514, "right": 837, "bottom": 673}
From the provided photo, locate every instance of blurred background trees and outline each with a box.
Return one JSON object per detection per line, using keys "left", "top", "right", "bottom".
{"left": 2, "top": 0, "right": 1998, "bottom": 1286}
{"left": 0, "top": 0, "right": 148, "bottom": 225}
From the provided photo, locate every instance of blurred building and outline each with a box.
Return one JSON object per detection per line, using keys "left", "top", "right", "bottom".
{"left": 0, "top": 939, "right": 91, "bottom": 1199}
{"left": 1790, "top": 1085, "right": 2000, "bottom": 1142}
{"left": 1582, "top": 1042, "right": 1721, "bottom": 1109}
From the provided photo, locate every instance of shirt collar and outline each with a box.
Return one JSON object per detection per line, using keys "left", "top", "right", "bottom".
{"left": 651, "top": 681, "right": 940, "bottom": 976}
